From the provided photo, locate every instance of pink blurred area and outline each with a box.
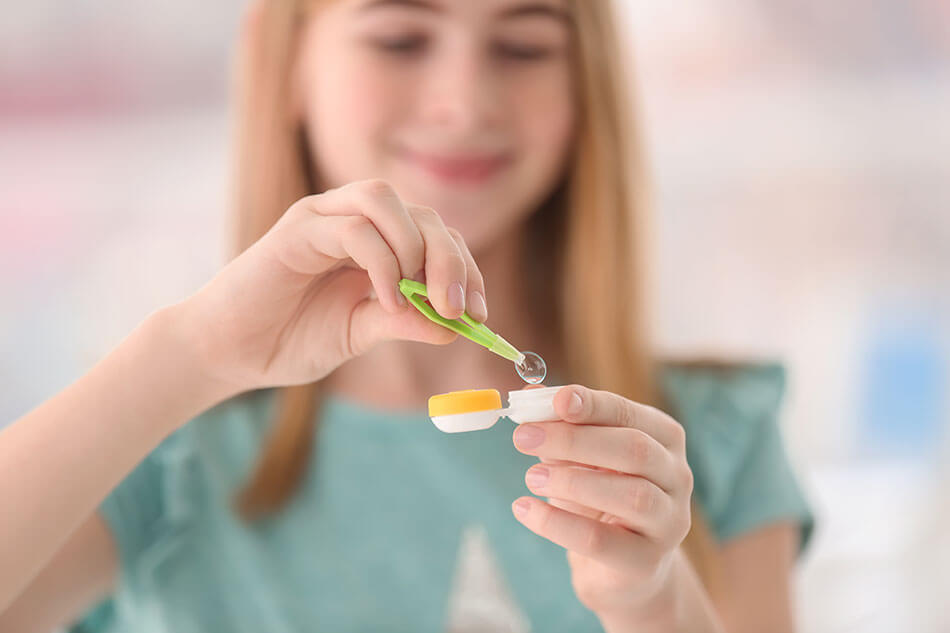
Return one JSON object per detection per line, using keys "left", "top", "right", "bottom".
{"left": 2, "top": 1, "right": 949, "bottom": 631}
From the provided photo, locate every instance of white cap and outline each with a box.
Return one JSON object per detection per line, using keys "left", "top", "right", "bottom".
{"left": 503, "top": 386, "right": 561, "bottom": 424}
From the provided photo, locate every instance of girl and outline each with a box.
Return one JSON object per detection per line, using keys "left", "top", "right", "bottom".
{"left": 0, "top": 0, "right": 813, "bottom": 631}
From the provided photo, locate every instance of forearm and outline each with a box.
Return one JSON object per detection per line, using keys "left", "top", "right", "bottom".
{"left": 0, "top": 303, "right": 239, "bottom": 611}
{"left": 596, "top": 549, "right": 726, "bottom": 633}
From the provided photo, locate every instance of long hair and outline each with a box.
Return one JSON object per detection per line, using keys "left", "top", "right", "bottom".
{"left": 228, "top": 0, "right": 722, "bottom": 594}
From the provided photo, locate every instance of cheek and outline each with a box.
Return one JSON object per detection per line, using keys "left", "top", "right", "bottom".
{"left": 516, "top": 75, "right": 575, "bottom": 172}
{"left": 446, "top": 73, "right": 574, "bottom": 250}
{"left": 304, "top": 57, "right": 404, "bottom": 187}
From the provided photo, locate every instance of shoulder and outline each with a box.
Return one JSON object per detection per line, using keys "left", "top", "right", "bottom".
{"left": 133, "top": 388, "right": 278, "bottom": 483}
{"left": 657, "top": 360, "right": 786, "bottom": 503}
{"left": 659, "top": 360, "right": 786, "bottom": 430}
{"left": 657, "top": 361, "right": 813, "bottom": 551}
{"left": 657, "top": 361, "right": 786, "bottom": 475}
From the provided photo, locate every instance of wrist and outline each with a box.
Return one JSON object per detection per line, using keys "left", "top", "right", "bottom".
{"left": 139, "top": 303, "right": 246, "bottom": 430}
{"left": 595, "top": 554, "right": 680, "bottom": 633}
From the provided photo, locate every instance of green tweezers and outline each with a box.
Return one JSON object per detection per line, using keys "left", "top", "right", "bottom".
{"left": 398, "top": 278, "right": 524, "bottom": 363}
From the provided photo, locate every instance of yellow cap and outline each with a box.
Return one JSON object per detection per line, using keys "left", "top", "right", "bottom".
{"left": 428, "top": 389, "right": 502, "bottom": 417}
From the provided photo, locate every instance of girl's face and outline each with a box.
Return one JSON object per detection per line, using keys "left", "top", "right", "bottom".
{"left": 297, "top": 0, "right": 575, "bottom": 251}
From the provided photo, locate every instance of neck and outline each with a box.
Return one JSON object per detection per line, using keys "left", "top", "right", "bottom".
{"left": 324, "top": 224, "right": 545, "bottom": 410}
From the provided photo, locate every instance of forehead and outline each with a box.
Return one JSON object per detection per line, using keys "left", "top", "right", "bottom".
{"left": 349, "top": 0, "right": 572, "bottom": 22}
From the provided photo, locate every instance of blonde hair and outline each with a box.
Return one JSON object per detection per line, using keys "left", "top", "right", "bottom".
{"left": 228, "top": 0, "right": 721, "bottom": 594}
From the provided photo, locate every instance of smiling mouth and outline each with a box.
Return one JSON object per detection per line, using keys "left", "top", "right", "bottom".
{"left": 402, "top": 149, "right": 513, "bottom": 185}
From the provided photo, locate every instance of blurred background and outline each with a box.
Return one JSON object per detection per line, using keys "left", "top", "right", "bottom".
{"left": 1, "top": 1, "right": 948, "bottom": 631}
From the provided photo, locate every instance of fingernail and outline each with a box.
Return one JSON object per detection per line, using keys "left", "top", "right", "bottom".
{"left": 395, "top": 287, "right": 407, "bottom": 307}
{"left": 513, "top": 498, "right": 531, "bottom": 518}
{"left": 468, "top": 290, "right": 487, "bottom": 321}
{"left": 448, "top": 282, "right": 465, "bottom": 313}
{"left": 525, "top": 466, "right": 549, "bottom": 489}
{"left": 514, "top": 424, "right": 545, "bottom": 449}
{"left": 568, "top": 392, "right": 583, "bottom": 415}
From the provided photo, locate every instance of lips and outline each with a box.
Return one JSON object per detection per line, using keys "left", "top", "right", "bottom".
{"left": 403, "top": 149, "right": 512, "bottom": 185}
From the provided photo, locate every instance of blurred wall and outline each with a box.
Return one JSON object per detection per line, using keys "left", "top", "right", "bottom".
{"left": 619, "top": 2, "right": 950, "bottom": 631}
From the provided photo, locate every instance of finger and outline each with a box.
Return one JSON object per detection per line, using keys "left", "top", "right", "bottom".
{"left": 348, "top": 291, "right": 459, "bottom": 355}
{"left": 525, "top": 465, "right": 672, "bottom": 539}
{"left": 513, "top": 423, "right": 680, "bottom": 492}
{"left": 407, "top": 205, "right": 467, "bottom": 319}
{"left": 305, "top": 181, "right": 426, "bottom": 283}
{"left": 512, "top": 496, "right": 659, "bottom": 571}
{"left": 546, "top": 496, "right": 604, "bottom": 521}
{"left": 537, "top": 457, "right": 605, "bottom": 520}
{"left": 538, "top": 455, "right": 618, "bottom": 476}
{"left": 446, "top": 227, "right": 487, "bottom": 322}
{"left": 303, "top": 215, "right": 403, "bottom": 313}
{"left": 335, "top": 270, "right": 458, "bottom": 356}
{"left": 553, "top": 385, "right": 686, "bottom": 450}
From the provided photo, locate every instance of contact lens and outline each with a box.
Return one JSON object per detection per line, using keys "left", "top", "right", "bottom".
{"left": 515, "top": 351, "right": 547, "bottom": 384}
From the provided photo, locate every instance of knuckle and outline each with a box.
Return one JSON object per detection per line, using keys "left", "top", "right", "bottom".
{"left": 294, "top": 193, "right": 321, "bottom": 213}
{"left": 666, "top": 506, "right": 692, "bottom": 545}
{"left": 360, "top": 178, "right": 398, "bottom": 200}
{"left": 608, "top": 393, "right": 634, "bottom": 427}
{"left": 620, "top": 401, "right": 639, "bottom": 428}
{"left": 680, "top": 464, "right": 694, "bottom": 494}
{"left": 400, "top": 229, "right": 426, "bottom": 271}
{"left": 341, "top": 215, "right": 372, "bottom": 238}
{"left": 668, "top": 419, "right": 687, "bottom": 447}
{"left": 377, "top": 247, "right": 399, "bottom": 270}
{"left": 626, "top": 430, "right": 652, "bottom": 468}
{"left": 582, "top": 523, "right": 607, "bottom": 557}
{"left": 559, "top": 423, "right": 579, "bottom": 455}
{"left": 410, "top": 204, "right": 441, "bottom": 223}
{"left": 535, "top": 501, "right": 556, "bottom": 533}
{"left": 283, "top": 195, "right": 322, "bottom": 226}
{"left": 430, "top": 250, "right": 466, "bottom": 277}
{"left": 469, "top": 275, "right": 486, "bottom": 296}
{"left": 403, "top": 253, "right": 425, "bottom": 280}
{"left": 681, "top": 507, "right": 693, "bottom": 538}
{"left": 678, "top": 508, "right": 693, "bottom": 540}
{"left": 406, "top": 225, "right": 426, "bottom": 249}
{"left": 625, "top": 480, "right": 656, "bottom": 515}
{"left": 563, "top": 470, "right": 582, "bottom": 500}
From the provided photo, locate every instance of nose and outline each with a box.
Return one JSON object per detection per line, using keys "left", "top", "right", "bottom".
{"left": 417, "top": 38, "right": 501, "bottom": 134}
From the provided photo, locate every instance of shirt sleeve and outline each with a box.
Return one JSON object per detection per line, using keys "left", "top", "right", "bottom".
{"left": 69, "top": 392, "right": 273, "bottom": 632}
{"left": 96, "top": 433, "right": 175, "bottom": 587}
{"left": 714, "top": 396, "right": 815, "bottom": 549}
{"left": 67, "top": 436, "right": 177, "bottom": 633}
{"left": 661, "top": 363, "right": 815, "bottom": 555}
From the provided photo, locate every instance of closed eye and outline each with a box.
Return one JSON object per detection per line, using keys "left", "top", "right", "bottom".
{"left": 493, "top": 40, "right": 557, "bottom": 61}
{"left": 371, "top": 34, "right": 429, "bottom": 55}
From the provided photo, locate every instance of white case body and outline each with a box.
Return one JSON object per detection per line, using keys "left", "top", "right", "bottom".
{"left": 429, "top": 386, "right": 562, "bottom": 433}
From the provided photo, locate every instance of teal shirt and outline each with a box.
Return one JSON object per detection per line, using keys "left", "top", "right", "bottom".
{"left": 71, "top": 364, "right": 813, "bottom": 632}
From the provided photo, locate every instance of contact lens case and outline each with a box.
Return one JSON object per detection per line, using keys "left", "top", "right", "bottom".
{"left": 427, "top": 386, "right": 564, "bottom": 433}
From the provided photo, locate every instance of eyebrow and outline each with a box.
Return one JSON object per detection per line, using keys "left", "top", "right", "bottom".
{"left": 358, "top": 0, "right": 439, "bottom": 11}
{"left": 358, "top": 0, "right": 571, "bottom": 23}
{"left": 498, "top": 2, "right": 570, "bottom": 23}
